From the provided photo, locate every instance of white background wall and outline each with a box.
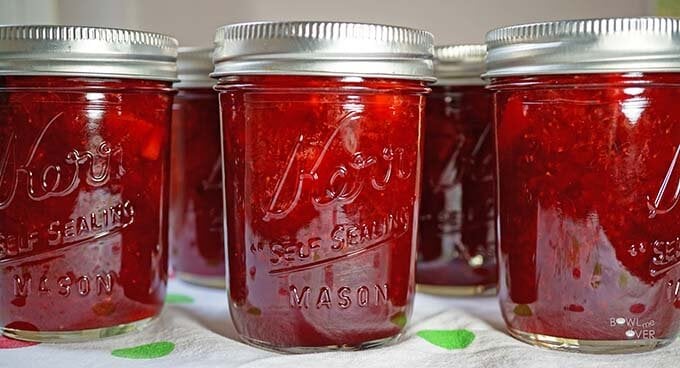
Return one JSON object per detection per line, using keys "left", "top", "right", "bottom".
{"left": 1, "top": 0, "right": 657, "bottom": 46}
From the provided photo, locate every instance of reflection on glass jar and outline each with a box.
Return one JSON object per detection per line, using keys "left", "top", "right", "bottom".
{"left": 0, "top": 25, "right": 177, "bottom": 342}
{"left": 416, "top": 45, "right": 497, "bottom": 296}
{"left": 487, "top": 17, "right": 680, "bottom": 353}
{"left": 213, "top": 21, "right": 434, "bottom": 352}
{"left": 170, "top": 48, "right": 225, "bottom": 288}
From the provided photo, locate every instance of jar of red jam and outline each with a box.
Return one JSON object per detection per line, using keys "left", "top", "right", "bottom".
{"left": 170, "top": 47, "right": 225, "bottom": 288}
{"left": 0, "top": 25, "right": 177, "bottom": 342}
{"left": 486, "top": 17, "right": 680, "bottom": 353}
{"left": 213, "top": 21, "right": 434, "bottom": 352}
{"left": 416, "top": 45, "right": 497, "bottom": 296}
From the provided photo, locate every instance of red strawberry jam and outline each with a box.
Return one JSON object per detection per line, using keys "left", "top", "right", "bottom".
{"left": 170, "top": 87, "right": 225, "bottom": 287}
{"left": 416, "top": 84, "right": 497, "bottom": 294}
{"left": 0, "top": 76, "right": 174, "bottom": 340}
{"left": 492, "top": 73, "right": 680, "bottom": 348}
{"left": 218, "top": 75, "right": 428, "bottom": 350}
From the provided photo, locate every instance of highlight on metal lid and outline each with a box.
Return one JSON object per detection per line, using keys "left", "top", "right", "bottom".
{"left": 434, "top": 44, "right": 486, "bottom": 85}
{"left": 176, "top": 47, "right": 215, "bottom": 88}
{"left": 484, "top": 17, "right": 680, "bottom": 78}
{"left": 212, "top": 21, "right": 435, "bottom": 81}
{"left": 0, "top": 25, "right": 178, "bottom": 81}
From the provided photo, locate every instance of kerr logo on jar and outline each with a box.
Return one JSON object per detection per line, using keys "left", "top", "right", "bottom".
{"left": 262, "top": 111, "right": 414, "bottom": 221}
{"left": 249, "top": 111, "right": 417, "bottom": 276}
{"left": 634, "top": 145, "right": 680, "bottom": 278}
{"left": 0, "top": 113, "right": 125, "bottom": 209}
{"left": 646, "top": 146, "right": 679, "bottom": 219}
{"left": 0, "top": 113, "right": 135, "bottom": 260}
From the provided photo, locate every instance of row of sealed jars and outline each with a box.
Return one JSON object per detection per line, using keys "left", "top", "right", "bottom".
{"left": 0, "top": 17, "right": 678, "bottom": 356}
{"left": 153, "top": 18, "right": 680, "bottom": 355}
{"left": 0, "top": 22, "right": 436, "bottom": 349}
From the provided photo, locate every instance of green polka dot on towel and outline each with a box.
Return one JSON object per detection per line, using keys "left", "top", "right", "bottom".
{"left": 165, "top": 293, "right": 194, "bottom": 304}
{"left": 111, "top": 341, "right": 175, "bottom": 359}
{"left": 417, "top": 329, "right": 475, "bottom": 350}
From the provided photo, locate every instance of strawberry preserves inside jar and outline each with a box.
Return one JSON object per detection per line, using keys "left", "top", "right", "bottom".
{"left": 416, "top": 45, "right": 497, "bottom": 295}
{"left": 213, "top": 21, "right": 434, "bottom": 352}
{"left": 487, "top": 17, "right": 680, "bottom": 353}
{"left": 0, "top": 25, "right": 177, "bottom": 342}
{"left": 170, "top": 48, "right": 225, "bottom": 288}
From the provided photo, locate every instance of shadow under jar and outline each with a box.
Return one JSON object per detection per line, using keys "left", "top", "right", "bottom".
{"left": 170, "top": 47, "right": 225, "bottom": 288}
{"left": 213, "top": 21, "right": 434, "bottom": 352}
{"left": 486, "top": 17, "right": 680, "bottom": 353}
{"left": 416, "top": 45, "right": 497, "bottom": 296}
{"left": 0, "top": 25, "right": 177, "bottom": 342}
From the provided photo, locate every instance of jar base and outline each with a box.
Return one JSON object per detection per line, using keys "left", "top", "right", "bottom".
{"left": 177, "top": 272, "right": 226, "bottom": 288}
{"left": 2, "top": 316, "right": 156, "bottom": 343}
{"left": 416, "top": 283, "right": 496, "bottom": 296}
{"left": 239, "top": 333, "right": 401, "bottom": 353}
{"left": 508, "top": 326, "right": 674, "bottom": 354}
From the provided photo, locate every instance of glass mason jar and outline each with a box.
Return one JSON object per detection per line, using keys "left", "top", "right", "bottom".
{"left": 213, "top": 21, "right": 434, "bottom": 352}
{"left": 486, "top": 17, "right": 680, "bottom": 353}
{"left": 170, "top": 47, "right": 225, "bottom": 288}
{"left": 0, "top": 25, "right": 177, "bottom": 342}
{"left": 416, "top": 45, "right": 497, "bottom": 296}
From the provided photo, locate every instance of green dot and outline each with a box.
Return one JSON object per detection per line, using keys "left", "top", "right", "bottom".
{"left": 111, "top": 341, "right": 175, "bottom": 359}
{"left": 417, "top": 329, "right": 475, "bottom": 350}
{"left": 165, "top": 293, "right": 194, "bottom": 304}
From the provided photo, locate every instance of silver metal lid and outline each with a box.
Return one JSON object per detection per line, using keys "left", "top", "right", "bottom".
{"left": 434, "top": 44, "right": 486, "bottom": 85}
{"left": 212, "top": 21, "right": 435, "bottom": 81}
{"left": 0, "top": 25, "right": 178, "bottom": 81}
{"left": 485, "top": 17, "right": 680, "bottom": 78}
{"left": 176, "top": 47, "right": 214, "bottom": 88}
